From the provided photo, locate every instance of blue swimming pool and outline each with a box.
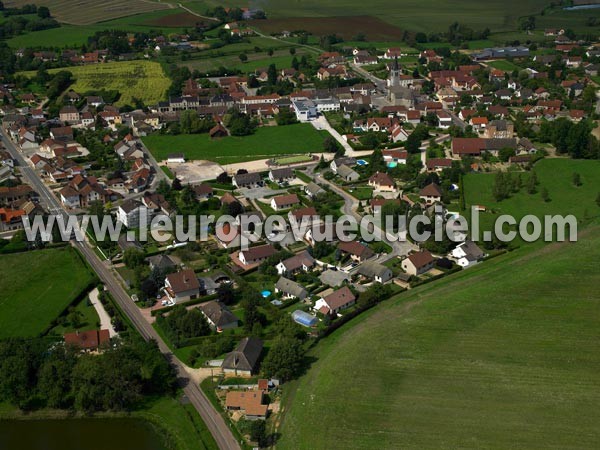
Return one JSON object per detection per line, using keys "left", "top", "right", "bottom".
{"left": 387, "top": 161, "right": 398, "bottom": 168}
{"left": 356, "top": 159, "right": 369, "bottom": 166}
{"left": 261, "top": 290, "right": 271, "bottom": 298}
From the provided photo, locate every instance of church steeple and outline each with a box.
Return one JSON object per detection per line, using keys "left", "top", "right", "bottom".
{"left": 388, "top": 56, "right": 401, "bottom": 87}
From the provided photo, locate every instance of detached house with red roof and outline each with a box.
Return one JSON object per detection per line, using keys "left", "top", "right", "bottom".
{"left": 64, "top": 329, "right": 110, "bottom": 352}
{"left": 165, "top": 269, "right": 200, "bottom": 303}
{"left": 314, "top": 286, "right": 356, "bottom": 316}
{"left": 420, "top": 183, "right": 443, "bottom": 205}
{"left": 402, "top": 250, "right": 435, "bottom": 276}
{"left": 368, "top": 172, "right": 396, "bottom": 193}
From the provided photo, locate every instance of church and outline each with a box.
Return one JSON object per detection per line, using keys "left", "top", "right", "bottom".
{"left": 386, "top": 57, "right": 416, "bottom": 108}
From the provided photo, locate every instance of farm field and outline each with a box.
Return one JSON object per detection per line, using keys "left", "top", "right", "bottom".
{"left": 143, "top": 124, "right": 330, "bottom": 164}
{"left": 0, "top": 248, "right": 95, "bottom": 339}
{"left": 3, "top": 0, "right": 171, "bottom": 25}
{"left": 241, "top": 0, "right": 551, "bottom": 32}
{"left": 6, "top": 8, "right": 199, "bottom": 48}
{"left": 21, "top": 61, "right": 170, "bottom": 107}
{"left": 278, "top": 221, "right": 600, "bottom": 449}
{"left": 463, "top": 158, "right": 600, "bottom": 236}
{"left": 179, "top": 49, "right": 311, "bottom": 74}
{"left": 250, "top": 15, "right": 406, "bottom": 40}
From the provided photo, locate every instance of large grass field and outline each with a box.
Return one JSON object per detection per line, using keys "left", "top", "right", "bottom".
{"left": 21, "top": 61, "right": 169, "bottom": 107}
{"left": 143, "top": 124, "right": 330, "bottom": 164}
{"left": 463, "top": 158, "right": 600, "bottom": 236}
{"left": 278, "top": 221, "right": 600, "bottom": 448}
{"left": 200, "top": 0, "right": 552, "bottom": 32}
{"left": 0, "top": 248, "right": 95, "bottom": 339}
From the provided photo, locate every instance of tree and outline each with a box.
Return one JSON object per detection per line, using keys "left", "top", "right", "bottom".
{"left": 572, "top": 172, "right": 582, "bottom": 187}
{"left": 36, "top": 5, "right": 51, "bottom": 18}
{"left": 261, "top": 336, "right": 304, "bottom": 382}
{"left": 498, "top": 147, "right": 516, "bottom": 162}
{"left": 541, "top": 187, "right": 550, "bottom": 202}
{"left": 596, "top": 192, "right": 600, "bottom": 208}
{"left": 249, "top": 420, "right": 267, "bottom": 446}
{"left": 492, "top": 172, "right": 511, "bottom": 201}
{"left": 527, "top": 171, "right": 538, "bottom": 194}
{"left": 289, "top": 47, "right": 296, "bottom": 55}
{"left": 123, "top": 248, "right": 146, "bottom": 269}
{"left": 323, "top": 136, "right": 339, "bottom": 153}
{"left": 216, "top": 283, "right": 234, "bottom": 305}
{"left": 238, "top": 53, "right": 248, "bottom": 63}
{"left": 68, "top": 309, "right": 84, "bottom": 329}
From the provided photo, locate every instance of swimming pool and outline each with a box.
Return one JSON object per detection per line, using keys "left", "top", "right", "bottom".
{"left": 356, "top": 159, "right": 369, "bottom": 166}
{"left": 387, "top": 161, "right": 398, "bottom": 168}
{"left": 261, "top": 290, "right": 272, "bottom": 298}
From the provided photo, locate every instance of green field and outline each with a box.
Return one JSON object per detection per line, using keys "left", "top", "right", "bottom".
{"left": 6, "top": 7, "right": 196, "bottom": 48}
{"left": 143, "top": 124, "right": 330, "bottom": 164}
{"left": 180, "top": 49, "right": 311, "bottom": 74}
{"left": 274, "top": 155, "right": 314, "bottom": 165}
{"left": 486, "top": 59, "right": 523, "bottom": 72}
{"left": 463, "top": 159, "right": 600, "bottom": 235}
{"left": 200, "top": 0, "right": 552, "bottom": 32}
{"left": 21, "top": 61, "right": 169, "bottom": 107}
{"left": 279, "top": 222, "right": 600, "bottom": 448}
{"left": 0, "top": 248, "right": 95, "bottom": 339}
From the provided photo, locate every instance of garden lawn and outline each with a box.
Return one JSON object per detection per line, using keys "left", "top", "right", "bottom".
{"left": 278, "top": 221, "right": 600, "bottom": 449}
{"left": 486, "top": 59, "right": 523, "bottom": 72}
{"left": 0, "top": 248, "right": 95, "bottom": 338}
{"left": 143, "top": 124, "right": 330, "bottom": 164}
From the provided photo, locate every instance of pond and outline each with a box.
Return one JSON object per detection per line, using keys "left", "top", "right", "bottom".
{"left": 0, "top": 418, "right": 168, "bottom": 450}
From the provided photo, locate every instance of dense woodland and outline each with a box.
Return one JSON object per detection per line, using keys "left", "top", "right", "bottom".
{"left": 0, "top": 337, "right": 176, "bottom": 412}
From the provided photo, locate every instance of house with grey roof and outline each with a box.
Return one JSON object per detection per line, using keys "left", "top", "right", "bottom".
{"left": 222, "top": 337, "right": 263, "bottom": 376}
{"left": 199, "top": 301, "right": 238, "bottom": 331}
{"left": 275, "top": 277, "right": 309, "bottom": 300}
{"left": 304, "top": 182, "right": 325, "bottom": 198}
{"left": 337, "top": 164, "right": 360, "bottom": 182}
{"left": 357, "top": 261, "right": 393, "bottom": 283}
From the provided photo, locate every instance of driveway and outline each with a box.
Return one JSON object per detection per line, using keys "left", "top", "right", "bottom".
{"left": 89, "top": 287, "right": 118, "bottom": 338}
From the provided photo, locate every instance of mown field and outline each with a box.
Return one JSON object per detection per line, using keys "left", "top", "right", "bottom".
{"left": 204, "top": 0, "right": 550, "bottom": 32}
{"left": 21, "top": 61, "right": 169, "bottom": 107}
{"left": 3, "top": 0, "right": 170, "bottom": 25}
{"left": 279, "top": 221, "right": 600, "bottom": 449}
{"left": 143, "top": 124, "right": 330, "bottom": 164}
{"left": 0, "top": 248, "right": 95, "bottom": 339}
{"left": 463, "top": 158, "right": 600, "bottom": 236}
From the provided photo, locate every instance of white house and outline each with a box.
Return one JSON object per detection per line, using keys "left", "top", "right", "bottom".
{"left": 451, "top": 240, "right": 485, "bottom": 268}
{"left": 117, "top": 199, "right": 148, "bottom": 229}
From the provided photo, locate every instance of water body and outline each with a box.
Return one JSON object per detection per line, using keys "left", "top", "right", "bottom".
{"left": 0, "top": 418, "right": 167, "bottom": 450}
{"left": 563, "top": 4, "right": 600, "bottom": 10}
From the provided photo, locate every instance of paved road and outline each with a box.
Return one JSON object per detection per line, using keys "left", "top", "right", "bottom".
{"left": 349, "top": 63, "right": 387, "bottom": 92}
{"left": 311, "top": 116, "right": 366, "bottom": 157}
{"left": 1, "top": 131, "right": 241, "bottom": 450}
{"left": 311, "top": 169, "right": 416, "bottom": 262}
{"left": 137, "top": 139, "right": 169, "bottom": 189}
